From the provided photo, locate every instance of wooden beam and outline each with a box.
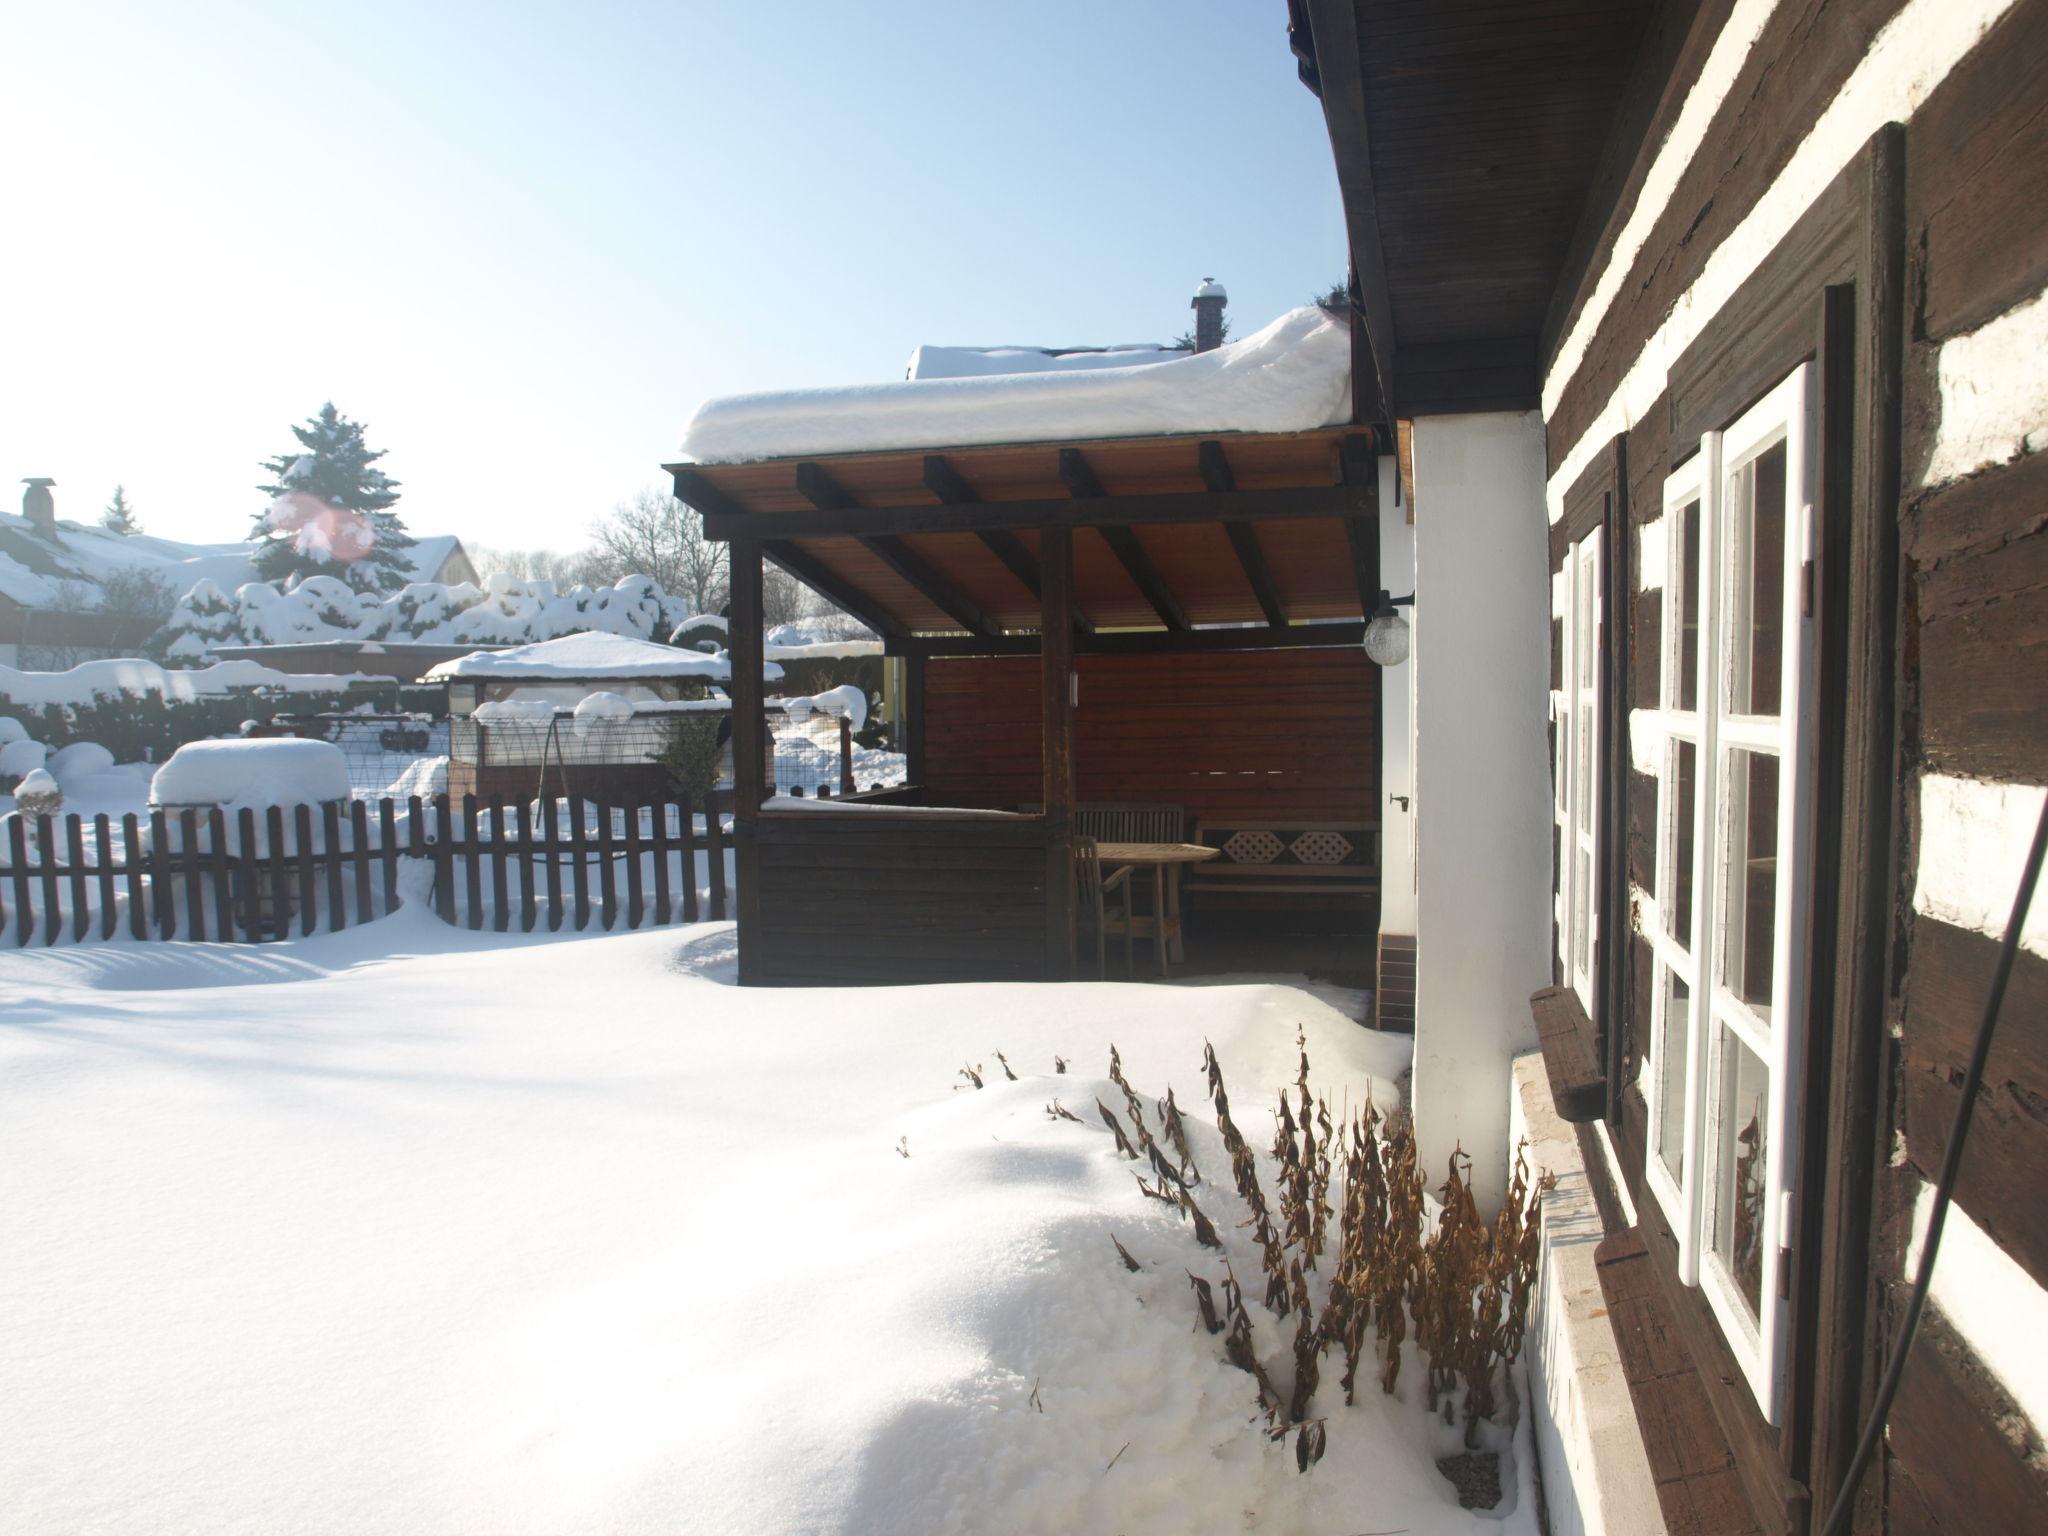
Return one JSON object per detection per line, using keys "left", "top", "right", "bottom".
{"left": 1338, "top": 432, "right": 1381, "bottom": 616}
{"left": 760, "top": 540, "right": 905, "bottom": 640}
{"left": 700, "top": 482, "right": 1367, "bottom": 542}
{"left": 860, "top": 534, "right": 998, "bottom": 637}
{"left": 1061, "top": 448, "right": 1186, "bottom": 631}
{"left": 1202, "top": 440, "right": 1286, "bottom": 628}
{"left": 728, "top": 537, "right": 767, "bottom": 984}
{"left": 801, "top": 457, "right": 997, "bottom": 635}
{"left": 1040, "top": 526, "right": 1076, "bottom": 979}
{"left": 921, "top": 454, "right": 1044, "bottom": 603}
{"left": 886, "top": 622, "right": 1368, "bottom": 659}
{"left": 670, "top": 465, "right": 747, "bottom": 522}
{"left": 1303, "top": 0, "right": 1397, "bottom": 421}
{"left": 901, "top": 653, "right": 926, "bottom": 786}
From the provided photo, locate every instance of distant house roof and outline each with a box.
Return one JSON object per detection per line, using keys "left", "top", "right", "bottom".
{"left": 904, "top": 342, "right": 1185, "bottom": 381}
{"left": 679, "top": 306, "right": 1351, "bottom": 465}
{"left": 426, "top": 630, "right": 782, "bottom": 684}
{"left": 0, "top": 513, "right": 476, "bottom": 612}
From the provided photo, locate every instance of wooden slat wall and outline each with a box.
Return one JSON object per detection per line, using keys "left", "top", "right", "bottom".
{"left": 745, "top": 813, "right": 1049, "bottom": 985}
{"left": 922, "top": 649, "right": 1378, "bottom": 827}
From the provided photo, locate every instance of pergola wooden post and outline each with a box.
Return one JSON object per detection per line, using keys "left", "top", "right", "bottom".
{"left": 1040, "top": 526, "right": 1076, "bottom": 978}
{"left": 728, "top": 536, "right": 766, "bottom": 983}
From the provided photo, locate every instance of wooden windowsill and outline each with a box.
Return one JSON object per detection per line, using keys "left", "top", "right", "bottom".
{"left": 1529, "top": 984, "right": 1608, "bottom": 1122}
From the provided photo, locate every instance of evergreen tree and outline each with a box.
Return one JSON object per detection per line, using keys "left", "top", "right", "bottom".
{"left": 250, "top": 402, "right": 415, "bottom": 592}
{"left": 101, "top": 485, "right": 142, "bottom": 535}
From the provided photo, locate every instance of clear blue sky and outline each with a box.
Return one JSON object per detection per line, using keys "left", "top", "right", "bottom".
{"left": 0, "top": 1, "right": 1345, "bottom": 555}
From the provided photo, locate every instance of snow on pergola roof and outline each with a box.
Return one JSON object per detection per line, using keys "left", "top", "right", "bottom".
{"left": 425, "top": 631, "right": 767, "bottom": 683}
{"left": 679, "top": 307, "right": 1351, "bottom": 466}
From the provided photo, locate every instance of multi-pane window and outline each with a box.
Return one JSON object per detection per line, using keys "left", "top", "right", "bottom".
{"left": 1555, "top": 527, "right": 1603, "bottom": 1015}
{"left": 1644, "top": 364, "right": 1816, "bottom": 1421}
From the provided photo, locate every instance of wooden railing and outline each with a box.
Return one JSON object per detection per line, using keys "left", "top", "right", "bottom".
{"left": 0, "top": 794, "right": 733, "bottom": 947}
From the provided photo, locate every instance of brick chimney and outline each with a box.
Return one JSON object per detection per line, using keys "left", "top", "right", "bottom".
{"left": 20, "top": 478, "right": 56, "bottom": 538}
{"left": 1191, "top": 278, "right": 1228, "bottom": 353}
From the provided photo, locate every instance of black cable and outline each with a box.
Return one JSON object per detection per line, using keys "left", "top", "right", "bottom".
{"left": 1817, "top": 791, "right": 2048, "bottom": 1536}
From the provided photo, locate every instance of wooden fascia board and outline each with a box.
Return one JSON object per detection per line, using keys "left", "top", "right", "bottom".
{"left": 699, "top": 483, "right": 1366, "bottom": 542}
{"left": 1304, "top": 0, "right": 1398, "bottom": 421}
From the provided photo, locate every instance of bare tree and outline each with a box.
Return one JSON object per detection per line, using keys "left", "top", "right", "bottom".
{"left": 585, "top": 487, "right": 728, "bottom": 614}
{"left": 96, "top": 567, "right": 179, "bottom": 653}
{"left": 465, "top": 543, "right": 602, "bottom": 586}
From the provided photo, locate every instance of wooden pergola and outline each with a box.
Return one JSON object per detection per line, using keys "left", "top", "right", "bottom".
{"left": 667, "top": 424, "right": 1388, "bottom": 985}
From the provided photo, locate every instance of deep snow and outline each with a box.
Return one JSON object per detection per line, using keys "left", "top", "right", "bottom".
{"left": 0, "top": 889, "right": 1533, "bottom": 1535}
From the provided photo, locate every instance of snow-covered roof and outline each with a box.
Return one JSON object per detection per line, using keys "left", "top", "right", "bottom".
{"left": 905, "top": 343, "right": 1184, "bottom": 381}
{"left": 425, "top": 631, "right": 772, "bottom": 684}
{"left": 0, "top": 513, "right": 472, "bottom": 612}
{"left": 680, "top": 305, "right": 1351, "bottom": 465}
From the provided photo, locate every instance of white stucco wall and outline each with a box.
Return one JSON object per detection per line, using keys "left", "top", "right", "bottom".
{"left": 1377, "top": 455, "right": 1417, "bottom": 935}
{"left": 1511, "top": 1053, "right": 1667, "bottom": 1536}
{"left": 1410, "top": 411, "right": 1553, "bottom": 1212}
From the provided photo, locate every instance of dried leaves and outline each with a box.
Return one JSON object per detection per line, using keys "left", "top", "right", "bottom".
{"left": 1108, "top": 1038, "right": 1545, "bottom": 1473}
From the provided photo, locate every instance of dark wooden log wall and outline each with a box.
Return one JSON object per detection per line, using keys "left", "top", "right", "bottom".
{"left": 1881, "top": 6, "right": 2048, "bottom": 1524}
{"left": 744, "top": 812, "right": 1050, "bottom": 986}
{"left": 1543, "top": 1, "right": 2048, "bottom": 1528}
{"left": 921, "top": 649, "right": 1377, "bottom": 827}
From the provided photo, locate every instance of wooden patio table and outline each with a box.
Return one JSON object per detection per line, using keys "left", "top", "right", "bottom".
{"left": 1093, "top": 841, "right": 1219, "bottom": 976}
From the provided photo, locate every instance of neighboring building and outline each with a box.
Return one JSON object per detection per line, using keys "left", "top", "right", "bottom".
{"left": 1285, "top": 0, "right": 2046, "bottom": 1531}
{"left": 0, "top": 482, "right": 476, "bottom": 666}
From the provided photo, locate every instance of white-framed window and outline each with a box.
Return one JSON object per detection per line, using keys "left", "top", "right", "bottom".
{"left": 1555, "top": 527, "right": 1604, "bottom": 1014}
{"left": 1643, "top": 363, "right": 1817, "bottom": 1422}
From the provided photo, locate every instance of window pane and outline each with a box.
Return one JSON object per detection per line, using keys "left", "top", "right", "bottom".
{"left": 1574, "top": 848, "right": 1592, "bottom": 974}
{"left": 1656, "top": 970, "right": 1691, "bottom": 1185}
{"left": 1576, "top": 706, "right": 1593, "bottom": 833}
{"left": 1677, "top": 498, "right": 1702, "bottom": 712}
{"left": 1727, "top": 443, "right": 1786, "bottom": 716}
{"left": 1721, "top": 749, "right": 1780, "bottom": 1019}
{"left": 1670, "top": 738, "right": 1697, "bottom": 952}
{"left": 1710, "top": 1023, "right": 1771, "bottom": 1322}
{"left": 1578, "top": 549, "right": 1597, "bottom": 689}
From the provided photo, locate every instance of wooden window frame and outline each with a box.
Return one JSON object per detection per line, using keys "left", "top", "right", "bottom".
{"left": 1649, "top": 364, "right": 1821, "bottom": 1421}
{"left": 1594, "top": 129, "right": 1905, "bottom": 1531}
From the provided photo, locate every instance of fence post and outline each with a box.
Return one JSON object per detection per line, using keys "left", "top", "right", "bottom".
{"left": 542, "top": 796, "right": 563, "bottom": 931}
{"left": 36, "top": 815, "right": 59, "bottom": 946}
{"left": 259, "top": 805, "right": 284, "bottom": 939}
{"left": 93, "top": 814, "right": 116, "bottom": 941}
{"left": 322, "top": 801, "right": 346, "bottom": 933}
{"left": 237, "top": 808, "right": 261, "bottom": 941}
{"left": 350, "top": 800, "right": 373, "bottom": 927}
{"left": 567, "top": 799, "right": 591, "bottom": 930}
{"left": 9, "top": 816, "right": 30, "bottom": 947}
{"left": 516, "top": 800, "right": 537, "bottom": 933}
{"left": 123, "top": 813, "right": 146, "bottom": 940}
{"left": 650, "top": 798, "right": 672, "bottom": 924}
{"left": 379, "top": 798, "right": 399, "bottom": 911}
{"left": 154, "top": 809, "right": 180, "bottom": 940}
{"left": 461, "top": 795, "right": 482, "bottom": 931}
{"left": 622, "top": 802, "right": 644, "bottom": 929}
{"left": 206, "top": 809, "right": 234, "bottom": 940}
{"left": 678, "top": 796, "right": 698, "bottom": 924}
{"left": 488, "top": 799, "right": 509, "bottom": 934}
{"left": 433, "top": 795, "right": 456, "bottom": 924}
{"left": 62, "top": 815, "right": 87, "bottom": 944}
{"left": 294, "top": 804, "right": 317, "bottom": 936}
{"left": 705, "top": 796, "right": 727, "bottom": 922}
{"left": 841, "top": 716, "right": 854, "bottom": 795}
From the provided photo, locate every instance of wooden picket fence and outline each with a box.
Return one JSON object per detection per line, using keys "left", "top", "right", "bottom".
{"left": 0, "top": 794, "right": 731, "bottom": 947}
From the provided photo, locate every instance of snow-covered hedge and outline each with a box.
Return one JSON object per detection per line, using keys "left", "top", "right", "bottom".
{"left": 163, "top": 572, "right": 694, "bottom": 661}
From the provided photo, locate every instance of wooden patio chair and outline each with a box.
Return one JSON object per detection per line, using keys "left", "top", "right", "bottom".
{"left": 1076, "top": 802, "right": 1185, "bottom": 843}
{"left": 1074, "top": 836, "right": 1137, "bottom": 979}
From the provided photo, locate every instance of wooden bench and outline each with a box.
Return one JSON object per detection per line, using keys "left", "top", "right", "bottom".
{"left": 1186, "top": 820, "right": 1379, "bottom": 903}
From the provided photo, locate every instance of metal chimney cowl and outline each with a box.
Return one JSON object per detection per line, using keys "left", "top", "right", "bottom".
{"left": 20, "top": 478, "right": 57, "bottom": 538}
{"left": 1191, "top": 278, "right": 1228, "bottom": 353}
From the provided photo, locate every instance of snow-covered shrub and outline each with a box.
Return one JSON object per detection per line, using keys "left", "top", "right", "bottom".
{"left": 656, "top": 714, "right": 723, "bottom": 803}
{"left": 159, "top": 571, "right": 697, "bottom": 661}
{"left": 47, "top": 741, "right": 116, "bottom": 790}
{"left": 12, "top": 767, "right": 63, "bottom": 819}
{"left": 0, "top": 716, "right": 27, "bottom": 747}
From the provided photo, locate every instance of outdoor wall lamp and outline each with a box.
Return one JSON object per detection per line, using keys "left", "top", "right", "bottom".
{"left": 1361, "top": 589, "right": 1414, "bottom": 667}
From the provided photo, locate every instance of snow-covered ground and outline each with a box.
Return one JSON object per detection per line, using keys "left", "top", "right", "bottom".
{"left": 0, "top": 886, "right": 1533, "bottom": 1535}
